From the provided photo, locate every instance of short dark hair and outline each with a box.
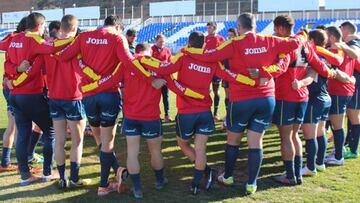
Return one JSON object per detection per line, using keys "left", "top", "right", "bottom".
{"left": 228, "top": 28, "right": 237, "bottom": 36}
{"left": 126, "top": 29, "right": 137, "bottom": 37}
{"left": 273, "top": 15, "right": 294, "bottom": 32}
{"left": 16, "top": 17, "right": 28, "bottom": 33}
{"left": 326, "top": 26, "right": 343, "bottom": 41}
{"left": 207, "top": 21, "right": 217, "bottom": 28}
{"left": 27, "top": 12, "right": 45, "bottom": 30}
{"left": 135, "top": 42, "right": 150, "bottom": 54}
{"left": 49, "top": 20, "right": 61, "bottom": 32}
{"left": 104, "top": 15, "right": 122, "bottom": 27}
{"left": 308, "top": 29, "right": 328, "bottom": 47}
{"left": 155, "top": 34, "right": 165, "bottom": 41}
{"left": 61, "top": 15, "right": 77, "bottom": 32}
{"left": 340, "top": 21, "right": 357, "bottom": 34}
{"left": 237, "top": 13, "right": 256, "bottom": 30}
{"left": 188, "top": 31, "right": 204, "bottom": 48}
{"left": 316, "top": 25, "right": 326, "bottom": 30}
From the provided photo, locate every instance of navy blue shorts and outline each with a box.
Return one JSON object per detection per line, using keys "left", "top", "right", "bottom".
{"left": 82, "top": 92, "right": 121, "bottom": 124}
{"left": 121, "top": 117, "right": 162, "bottom": 139}
{"left": 49, "top": 99, "right": 86, "bottom": 121}
{"left": 2, "top": 89, "right": 14, "bottom": 113}
{"left": 303, "top": 101, "right": 330, "bottom": 124}
{"left": 272, "top": 100, "right": 308, "bottom": 126}
{"left": 329, "top": 95, "right": 352, "bottom": 115}
{"left": 348, "top": 88, "right": 360, "bottom": 110}
{"left": 212, "top": 76, "right": 221, "bottom": 84}
{"left": 227, "top": 97, "right": 275, "bottom": 134}
{"left": 176, "top": 111, "right": 215, "bottom": 140}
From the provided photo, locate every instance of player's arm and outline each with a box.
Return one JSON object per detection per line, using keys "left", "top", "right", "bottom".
{"left": 11, "top": 56, "right": 44, "bottom": 88}
{"left": 116, "top": 36, "right": 152, "bottom": 79}
{"left": 271, "top": 33, "right": 305, "bottom": 54}
{"left": 74, "top": 55, "right": 101, "bottom": 82}
{"left": 4, "top": 60, "right": 20, "bottom": 75}
{"left": 307, "top": 44, "right": 336, "bottom": 79}
{"left": 29, "top": 34, "right": 73, "bottom": 55}
{"left": 315, "top": 46, "right": 344, "bottom": 67}
{"left": 162, "top": 75, "right": 204, "bottom": 99}
{"left": 335, "top": 41, "right": 360, "bottom": 59}
{"left": 183, "top": 39, "right": 235, "bottom": 62}
{"left": 261, "top": 53, "right": 290, "bottom": 78}
{"left": 214, "top": 62, "right": 255, "bottom": 86}
{"left": 54, "top": 36, "right": 81, "bottom": 61}
{"left": 139, "top": 54, "right": 183, "bottom": 75}
{"left": 0, "top": 39, "right": 9, "bottom": 51}
{"left": 292, "top": 68, "right": 316, "bottom": 90}
{"left": 81, "top": 62, "right": 125, "bottom": 93}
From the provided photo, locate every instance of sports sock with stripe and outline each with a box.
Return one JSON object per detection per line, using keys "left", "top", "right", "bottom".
{"left": 57, "top": 164, "right": 67, "bottom": 180}
{"left": 70, "top": 162, "right": 80, "bottom": 182}
{"left": 130, "top": 173, "right": 142, "bottom": 191}
{"left": 333, "top": 129, "right": 345, "bottom": 160}
{"left": 294, "top": 155, "right": 303, "bottom": 180}
{"left": 224, "top": 144, "right": 239, "bottom": 178}
{"left": 99, "top": 151, "right": 113, "bottom": 187}
{"left": 154, "top": 168, "right": 164, "bottom": 183}
{"left": 283, "top": 160, "right": 295, "bottom": 179}
{"left": 316, "top": 135, "right": 327, "bottom": 165}
{"left": 192, "top": 169, "right": 204, "bottom": 187}
{"left": 1, "top": 147, "right": 11, "bottom": 167}
{"left": 349, "top": 124, "right": 360, "bottom": 154}
{"left": 305, "top": 139, "right": 318, "bottom": 171}
{"left": 27, "top": 131, "right": 41, "bottom": 161}
{"left": 248, "top": 148, "right": 263, "bottom": 185}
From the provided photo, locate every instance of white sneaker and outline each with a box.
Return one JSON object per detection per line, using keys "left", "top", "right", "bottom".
{"left": 302, "top": 166, "right": 317, "bottom": 177}
{"left": 325, "top": 156, "right": 344, "bottom": 166}
{"left": 315, "top": 164, "right": 326, "bottom": 172}
{"left": 217, "top": 172, "right": 234, "bottom": 186}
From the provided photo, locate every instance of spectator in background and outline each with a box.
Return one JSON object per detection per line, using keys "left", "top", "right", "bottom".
{"left": 126, "top": 29, "right": 137, "bottom": 54}
{"left": 205, "top": 22, "right": 226, "bottom": 121}
{"left": 151, "top": 34, "right": 173, "bottom": 122}
{"left": 47, "top": 20, "right": 61, "bottom": 40}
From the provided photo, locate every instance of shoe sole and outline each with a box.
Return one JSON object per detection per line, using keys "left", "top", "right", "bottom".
{"left": 117, "top": 168, "right": 128, "bottom": 193}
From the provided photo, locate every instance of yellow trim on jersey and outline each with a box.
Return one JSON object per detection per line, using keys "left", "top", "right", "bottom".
{"left": 25, "top": 33, "right": 45, "bottom": 44}
{"left": 54, "top": 37, "right": 74, "bottom": 47}
{"left": 262, "top": 65, "right": 279, "bottom": 73}
{"left": 77, "top": 54, "right": 82, "bottom": 60}
{"left": 13, "top": 73, "right": 28, "bottom": 87}
{"left": 236, "top": 74, "right": 255, "bottom": 86}
{"left": 83, "top": 67, "right": 101, "bottom": 80}
{"left": 218, "top": 62, "right": 225, "bottom": 70}
{"left": 184, "top": 47, "right": 204, "bottom": 54}
{"left": 184, "top": 88, "right": 205, "bottom": 99}
{"left": 112, "top": 63, "right": 122, "bottom": 76}
{"left": 171, "top": 52, "right": 184, "bottom": 64}
{"left": 232, "top": 35, "right": 246, "bottom": 41}
{"left": 216, "top": 40, "right": 232, "bottom": 51}
{"left": 81, "top": 81, "right": 99, "bottom": 93}
{"left": 132, "top": 60, "right": 151, "bottom": 77}
{"left": 279, "top": 53, "right": 286, "bottom": 59}
{"left": 140, "top": 57, "right": 161, "bottom": 68}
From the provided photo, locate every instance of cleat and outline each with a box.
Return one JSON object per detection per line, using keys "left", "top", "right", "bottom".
{"left": 42, "top": 171, "right": 60, "bottom": 182}
{"left": 217, "top": 172, "right": 234, "bottom": 186}
{"left": 164, "top": 116, "right": 173, "bottom": 122}
{"left": 28, "top": 153, "right": 44, "bottom": 164}
{"left": 155, "top": 177, "right": 168, "bottom": 190}
{"left": 20, "top": 175, "right": 41, "bottom": 186}
{"left": 132, "top": 188, "right": 144, "bottom": 199}
{"left": 98, "top": 181, "right": 118, "bottom": 196}
{"left": 245, "top": 183, "right": 257, "bottom": 195}
{"left": 29, "top": 165, "right": 43, "bottom": 174}
{"left": 344, "top": 151, "right": 358, "bottom": 159}
{"left": 69, "top": 178, "right": 92, "bottom": 188}
{"left": 315, "top": 164, "right": 326, "bottom": 172}
{"left": 205, "top": 169, "right": 216, "bottom": 190}
{"left": 0, "top": 164, "right": 17, "bottom": 172}
{"left": 190, "top": 184, "right": 200, "bottom": 196}
{"left": 302, "top": 166, "right": 317, "bottom": 177}
{"left": 116, "top": 167, "right": 128, "bottom": 193}
{"left": 213, "top": 115, "right": 221, "bottom": 121}
{"left": 273, "top": 174, "right": 297, "bottom": 186}
{"left": 58, "top": 179, "right": 69, "bottom": 189}
{"left": 325, "top": 156, "right": 344, "bottom": 166}
{"left": 296, "top": 177, "right": 303, "bottom": 185}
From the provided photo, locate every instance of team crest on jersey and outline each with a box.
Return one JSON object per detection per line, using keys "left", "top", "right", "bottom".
{"left": 188, "top": 63, "right": 211, "bottom": 74}
{"left": 9, "top": 42, "right": 23, "bottom": 48}
{"left": 244, "top": 47, "right": 267, "bottom": 55}
{"left": 86, "top": 37, "right": 108, "bottom": 45}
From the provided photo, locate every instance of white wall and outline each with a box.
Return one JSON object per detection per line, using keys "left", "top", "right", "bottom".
{"left": 2, "top": 11, "right": 30, "bottom": 23}
{"left": 258, "top": 0, "right": 320, "bottom": 12}
{"left": 33, "top": 9, "right": 63, "bottom": 21}
{"left": 325, "top": 0, "right": 360, "bottom": 10}
{"left": 65, "top": 6, "right": 100, "bottom": 19}
{"left": 150, "top": 0, "right": 196, "bottom": 17}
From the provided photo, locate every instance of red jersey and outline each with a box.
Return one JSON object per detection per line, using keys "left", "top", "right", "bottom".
{"left": 184, "top": 32, "right": 309, "bottom": 101}
{"left": 141, "top": 53, "right": 256, "bottom": 114}
{"left": 328, "top": 48, "right": 356, "bottom": 96}
{"left": 0, "top": 32, "right": 72, "bottom": 94}
{"left": 2, "top": 32, "right": 18, "bottom": 90}
{"left": 55, "top": 27, "right": 152, "bottom": 96}
{"left": 205, "top": 34, "right": 225, "bottom": 50}
{"left": 275, "top": 42, "right": 335, "bottom": 102}
{"left": 151, "top": 45, "right": 172, "bottom": 63}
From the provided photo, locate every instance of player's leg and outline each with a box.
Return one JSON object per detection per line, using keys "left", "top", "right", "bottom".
{"left": 190, "top": 134, "right": 208, "bottom": 195}
{"left": 316, "top": 120, "right": 328, "bottom": 171}
{"left": 53, "top": 119, "right": 68, "bottom": 187}
{"left": 27, "top": 124, "right": 43, "bottom": 165}
{"left": 162, "top": 86, "right": 172, "bottom": 122}
{"left": 346, "top": 108, "right": 360, "bottom": 158}
{"left": 1, "top": 110, "right": 17, "bottom": 171}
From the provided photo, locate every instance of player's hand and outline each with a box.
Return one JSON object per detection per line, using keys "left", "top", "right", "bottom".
{"left": 333, "top": 42, "right": 346, "bottom": 50}
{"left": 152, "top": 78, "right": 167, "bottom": 89}
{"left": 17, "top": 60, "right": 30, "bottom": 72}
{"left": 292, "top": 79, "right": 302, "bottom": 90}
{"left": 3, "top": 77, "right": 13, "bottom": 90}
{"left": 344, "top": 34, "right": 360, "bottom": 43}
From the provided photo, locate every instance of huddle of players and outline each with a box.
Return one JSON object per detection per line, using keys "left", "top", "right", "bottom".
{"left": 0, "top": 11, "right": 359, "bottom": 199}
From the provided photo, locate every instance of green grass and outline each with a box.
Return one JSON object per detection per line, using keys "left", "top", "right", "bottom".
{"left": 0, "top": 52, "right": 360, "bottom": 202}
